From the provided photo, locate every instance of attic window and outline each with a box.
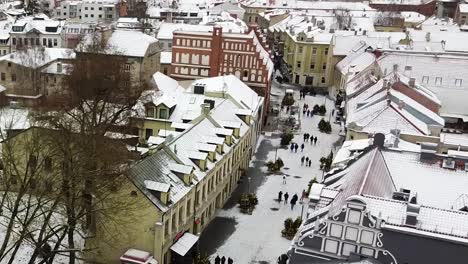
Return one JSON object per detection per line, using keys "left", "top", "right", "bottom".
{"left": 404, "top": 66, "right": 412, "bottom": 71}
{"left": 422, "top": 76, "right": 429, "bottom": 84}
{"left": 455, "top": 79, "right": 463, "bottom": 87}
{"left": 194, "top": 84, "right": 205, "bottom": 94}
{"left": 435, "top": 77, "right": 442, "bottom": 86}
{"left": 146, "top": 106, "right": 155, "bottom": 118}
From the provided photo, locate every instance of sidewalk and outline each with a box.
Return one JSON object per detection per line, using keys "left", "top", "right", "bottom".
{"left": 199, "top": 93, "right": 342, "bottom": 263}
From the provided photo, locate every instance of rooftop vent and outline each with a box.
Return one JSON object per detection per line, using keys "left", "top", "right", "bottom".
{"left": 442, "top": 158, "right": 455, "bottom": 169}
{"left": 405, "top": 203, "right": 420, "bottom": 227}
{"left": 193, "top": 83, "right": 205, "bottom": 95}
{"left": 392, "top": 188, "right": 410, "bottom": 202}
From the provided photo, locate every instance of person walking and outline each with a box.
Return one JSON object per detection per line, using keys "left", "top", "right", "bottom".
{"left": 314, "top": 137, "right": 317, "bottom": 145}
{"left": 301, "top": 156, "right": 305, "bottom": 166}
{"left": 278, "top": 191, "right": 283, "bottom": 202}
{"left": 221, "top": 256, "right": 226, "bottom": 264}
{"left": 284, "top": 192, "right": 289, "bottom": 204}
{"left": 286, "top": 106, "right": 290, "bottom": 113}
{"left": 301, "top": 189, "right": 307, "bottom": 202}
{"left": 307, "top": 109, "right": 310, "bottom": 117}
{"left": 300, "top": 143, "right": 305, "bottom": 152}
{"left": 290, "top": 143, "right": 294, "bottom": 152}
{"left": 215, "top": 256, "right": 221, "bottom": 264}
{"left": 305, "top": 133, "right": 309, "bottom": 142}
{"left": 290, "top": 194, "right": 298, "bottom": 210}
{"left": 294, "top": 143, "right": 298, "bottom": 152}
{"left": 282, "top": 176, "right": 286, "bottom": 184}
{"left": 303, "top": 133, "right": 307, "bottom": 141}
{"left": 308, "top": 160, "right": 312, "bottom": 167}
{"left": 228, "top": 257, "right": 233, "bottom": 264}
{"left": 305, "top": 156, "right": 309, "bottom": 163}
{"left": 332, "top": 109, "right": 335, "bottom": 116}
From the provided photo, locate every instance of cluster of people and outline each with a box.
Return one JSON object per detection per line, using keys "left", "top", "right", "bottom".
{"left": 303, "top": 133, "right": 318, "bottom": 145}
{"left": 214, "top": 256, "right": 233, "bottom": 264}
{"left": 300, "top": 156, "right": 312, "bottom": 167}
{"left": 299, "top": 91, "right": 307, "bottom": 100}
{"left": 302, "top": 104, "right": 310, "bottom": 116}
{"left": 277, "top": 191, "right": 299, "bottom": 210}
{"left": 289, "top": 143, "right": 301, "bottom": 152}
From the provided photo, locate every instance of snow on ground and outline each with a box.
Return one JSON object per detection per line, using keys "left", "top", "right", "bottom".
{"left": 207, "top": 92, "right": 342, "bottom": 263}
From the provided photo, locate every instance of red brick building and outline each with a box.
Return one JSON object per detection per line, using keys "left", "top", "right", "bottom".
{"left": 369, "top": 0, "right": 437, "bottom": 17}
{"left": 170, "top": 26, "right": 273, "bottom": 122}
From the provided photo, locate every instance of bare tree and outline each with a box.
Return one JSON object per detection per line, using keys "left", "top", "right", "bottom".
{"left": 334, "top": 8, "right": 352, "bottom": 30}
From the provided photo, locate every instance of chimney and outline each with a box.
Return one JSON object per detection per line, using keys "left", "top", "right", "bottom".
{"left": 398, "top": 100, "right": 405, "bottom": 109}
{"left": 383, "top": 79, "right": 389, "bottom": 88}
{"left": 408, "top": 77, "right": 416, "bottom": 87}
{"left": 363, "top": 30, "right": 367, "bottom": 35}
{"left": 405, "top": 203, "right": 420, "bottom": 227}
{"left": 56, "top": 62, "right": 62, "bottom": 73}
{"left": 425, "top": 32, "right": 431, "bottom": 42}
{"left": 307, "top": 25, "right": 312, "bottom": 32}
{"left": 201, "top": 103, "right": 210, "bottom": 116}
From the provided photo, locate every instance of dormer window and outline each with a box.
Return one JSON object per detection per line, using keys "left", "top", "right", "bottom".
{"left": 146, "top": 106, "right": 155, "bottom": 118}
{"left": 159, "top": 108, "right": 168, "bottom": 119}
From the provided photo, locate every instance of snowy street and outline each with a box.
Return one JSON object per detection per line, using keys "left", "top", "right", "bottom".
{"left": 199, "top": 86, "right": 342, "bottom": 263}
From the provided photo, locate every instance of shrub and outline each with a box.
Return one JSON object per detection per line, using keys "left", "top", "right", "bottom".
{"left": 194, "top": 254, "right": 210, "bottom": 264}
{"left": 319, "top": 151, "right": 334, "bottom": 172}
{"left": 282, "top": 95, "right": 295, "bottom": 106}
{"left": 282, "top": 217, "right": 302, "bottom": 240}
{"left": 312, "top": 104, "right": 320, "bottom": 114}
{"left": 307, "top": 178, "right": 317, "bottom": 193}
{"left": 266, "top": 158, "right": 284, "bottom": 172}
{"left": 318, "top": 105, "right": 327, "bottom": 115}
{"left": 238, "top": 193, "right": 258, "bottom": 214}
{"left": 318, "top": 119, "right": 332, "bottom": 133}
{"left": 280, "top": 131, "right": 294, "bottom": 146}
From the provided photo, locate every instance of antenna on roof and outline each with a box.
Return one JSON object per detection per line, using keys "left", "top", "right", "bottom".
{"left": 222, "top": 76, "right": 227, "bottom": 98}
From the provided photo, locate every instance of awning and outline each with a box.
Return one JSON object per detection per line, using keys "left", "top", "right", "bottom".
{"left": 170, "top": 233, "right": 199, "bottom": 256}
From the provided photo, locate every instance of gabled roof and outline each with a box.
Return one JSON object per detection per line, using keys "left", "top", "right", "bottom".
{"left": 329, "top": 148, "right": 396, "bottom": 215}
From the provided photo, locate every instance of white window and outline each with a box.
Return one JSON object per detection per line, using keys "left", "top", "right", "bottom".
{"left": 176, "top": 39, "right": 180, "bottom": 45}
{"left": 360, "top": 247, "right": 375, "bottom": 257}
{"left": 422, "top": 76, "right": 429, "bottom": 84}
{"left": 435, "top": 77, "right": 443, "bottom": 86}
{"left": 180, "top": 67, "right": 189, "bottom": 74}
{"left": 124, "top": 63, "right": 131, "bottom": 72}
{"left": 342, "top": 243, "right": 357, "bottom": 256}
{"left": 181, "top": 53, "right": 189, "bottom": 64}
{"left": 360, "top": 230, "right": 374, "bottom": 245}
{"left": 182, "top": 39, "right": 186, "bottom": 46}
{"left": 345, "top": 227, "right": 358, "bottom": 241}
{"left": 347, "top": 209, "right": 361, "bottom": 224}
{"left": 191, "top": 54, "right": 199, "bottom": 64}
{"left": 455, "top": 78, "right": 463, "bottom": 87}
{"left": 175, "top": 53, "right": 180, "bottom": 63}
{"left": 207, "top": 41, "right": 211, "bottom": 48}
{"left": 330, "top": 224, "right": 343, "bottom": 238}
{"left": 324, "top": 239, "right": 339, "bottom": 254}
{"left": 200, "top": 69, "right": 209, "bottom": 76}
{"left": 190, "top": 68, "right": 198, "bottom": 75}
{"left": 201, "top": 55, "right": 210, "bottom": 65}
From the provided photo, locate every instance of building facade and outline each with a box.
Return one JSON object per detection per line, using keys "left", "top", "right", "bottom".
{"left": 87, "top": 74, "right": 264, "bottom": 264}
{"left": 56, "top": 0, "right": 125, "bottom": 23}
{"left": 10, "top": 19, "right": 64, "bottom": 51}
{"left": 169, "top": 26, "right": 273, "bottom": 120}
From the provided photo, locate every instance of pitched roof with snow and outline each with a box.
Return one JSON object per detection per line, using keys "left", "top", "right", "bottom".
{"left": 0, "top": 48, "right": 75, "bottom": 69}
{"left": 106, "top": 30, "right": 158, "bottom": 57}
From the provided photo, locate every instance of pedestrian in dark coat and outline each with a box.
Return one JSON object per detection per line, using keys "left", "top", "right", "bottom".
{"left": 301, "top": 143, "right": 305, "bottom": 152}
{"left": 221, "top": 256, "right": 226, "bottom": 264}
{"left": 290, "top": 143, "right": 294, "bottom": 152}
{"left": 307, "top": 109, "right": 310, "bottom": 117}
{"left": 303, "top": 133, "right": 307, "bottom": 141}
{"left": 215, "top": 256, "right": 221, "bottom": 264}
{"left": 284, "top": 192, "right": 289, "bottom": 204}
{"left": 228, "top": 257, "right": 233, "bottom": 264}
{"left": 283, "top": 176, "right": 286, "bottom": 184}
{"left": 301, "top": 156, "right": 305, "bottom": 165}
{"left": 305, "top": 133, "right": 309, "bottom": 142}
{"left": 332, "top": 109, "right": 335, "bottom": 116}
{"left": 305, "top": 156, "right": 309, "bottom": 162}
{"left": 291, "top": 195, "right": 298, "bottom": 210}
{"left": 308, "top": 160, "right": 312, "bottom": 167}
{"left": 314, "top": 137, "right": 317, "bottom": 145}
{"left": 278, "top": 191, "right": 283, "bottom": 202}
{"left": 286, "top": 106, "right": 290, "bottom": 112}
{"left": 294, "top": 143, "right": 298, "bottom": 152}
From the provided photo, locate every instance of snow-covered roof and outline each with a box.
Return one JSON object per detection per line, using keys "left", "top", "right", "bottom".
{"left": 160, "top": 51, "right": 172, "bottom": 64}
{"left": 106, "top": 30, "right": 158, "bottom": 57}
{"left": 11, "top": 18, "right": 63, "bottom": 35}
{"left": 170, "top": 232, "right": 199, "bottom": 256}
{"left": 144, "top": 180, "right": 171, "bottom": 192}
{"left": 157, "top": 23, "right": 213, "bottom": 40}
{"left": 40, "top": 62, "right": 73, "bottom": 75}
{"left": 0, "top": 48, "right": 75, "bottom": 69}
{"left": 243, "top": 0, "right": 373, "bottom": 11}
{"left": 378, "top": 52, "right": 468, "bottom": 116}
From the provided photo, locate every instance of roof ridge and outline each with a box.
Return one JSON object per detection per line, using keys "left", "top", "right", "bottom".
{"left": 358, "top": 148, "right": 378, "bottom": 195}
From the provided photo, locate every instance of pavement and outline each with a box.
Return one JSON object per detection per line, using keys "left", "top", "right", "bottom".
{"left": 199, "top": 87, "right": 342, "bottom": 264}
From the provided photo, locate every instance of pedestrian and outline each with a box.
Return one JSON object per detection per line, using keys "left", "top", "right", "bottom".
{"left": 278, "top": 191, "right": 283, "bottom": 202}
{"left": 332, "top": 109, "right": 335, "bottom": 116}
{"left": 307, "top": 109, "right": 311, "bottom": 117}
{"left": 283, "top": 176, "right": 286, "bottom": 184}
{"left": 294, "top": 143, "right": 298, "bottom": 152}
{"left": 303, "top": 109, "right": 306, "bottom": 115}
{"left": 308, "top": 160, "right": 312, "bottom": 167}
{"left": 303, "top": 133, "right": 307, "bottom": 141}
{"left": 301, "top": 143, "right": 305, "bottom": 152}
{"left": 290, "top": 143, "right": 294, "bottom": 152}
{"left": 215, "top": 256, "right": 221, "bottom": 264}
{"left": 290, "top": 194, "right": 298, "bottom": 210}
{"left": 228, "top": 257, "right": 233, "bottom": 264}
{"left": 284, "top": 192, "right": 289, "bottom": 204}
{"left": 221, "top": 256, "right": 226, "bottom": 264}
{"left": 314, "top": 136, "right": 317, "bottom": 145}
{"left": 286, "top": 106, "right": 290, "bottom": 113}
{"left": 301, "top": 189, "right": 307, "bottom": 201}
{"left": 301, "top": 156, "right": 305, "bottom": 166}
{"left": 305, "top": 156, "right": 309, "bottom": 162}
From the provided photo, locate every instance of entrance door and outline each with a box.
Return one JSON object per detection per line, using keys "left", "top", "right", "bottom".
{"left": 295, "top": 75, "right": 300, "bottom": 84}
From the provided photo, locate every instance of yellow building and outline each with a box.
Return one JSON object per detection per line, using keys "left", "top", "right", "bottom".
{"left": 88, "top": 73, "right": 264, "bottom": 264}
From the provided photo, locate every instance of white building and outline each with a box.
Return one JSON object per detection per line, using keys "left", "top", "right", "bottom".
{"left": 10, "top": 18, "right": 64, "bottom": 50}
{"left": 56, "top": 0, "right": 122, "bottom": 23}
